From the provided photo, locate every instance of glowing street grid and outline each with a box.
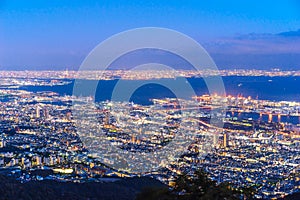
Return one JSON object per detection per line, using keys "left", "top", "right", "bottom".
{"left": 1, "top": 88, "right": 300, "bottom": 198}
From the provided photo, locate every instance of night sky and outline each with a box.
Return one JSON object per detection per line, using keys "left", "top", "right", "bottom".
{"left": 0, "top": 0, "right": 300, "bottom": 70}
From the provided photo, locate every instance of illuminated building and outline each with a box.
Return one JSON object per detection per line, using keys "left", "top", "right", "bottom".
{"left": 223, "top": 133, "right": 228, "bottom": 148}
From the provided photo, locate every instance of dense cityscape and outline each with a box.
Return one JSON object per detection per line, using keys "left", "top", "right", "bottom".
{"left": 1, "top": 1, "right": 300, "bottom": 199}
{"left": 0, "top": 69, "right": 300, "bottom": 81}
{"left": 0, "top": 73, "right": 300, "bottom": 199}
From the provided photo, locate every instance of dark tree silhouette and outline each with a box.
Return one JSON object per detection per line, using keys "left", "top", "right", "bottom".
{"left": 137, "top": 169, "right": 257, "bottom": 200}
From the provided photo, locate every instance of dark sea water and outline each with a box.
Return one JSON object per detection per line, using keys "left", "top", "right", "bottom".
{"left": 19, "top": 76, "right": 300, "bottom": 105}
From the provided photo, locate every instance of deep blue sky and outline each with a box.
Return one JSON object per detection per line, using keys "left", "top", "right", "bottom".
{"left": 0, "top": 0, "right": 300, "bottom": 70}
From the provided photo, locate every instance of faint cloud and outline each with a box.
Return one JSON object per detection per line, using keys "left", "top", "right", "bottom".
{"left": 205, "top": 29, "right": 300, "bottom": 55}
{"left": 278, "top": 29, "right": 300, "bottom": 37}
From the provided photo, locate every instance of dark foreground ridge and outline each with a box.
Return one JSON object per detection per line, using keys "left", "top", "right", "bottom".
{"left": 281, "top": 193, "right": 300, "bottom": 200}
{"left": 0, "top": 174, "right": 166, "bottom": 200}
{"left": 1, "top": 169, "right": 299, "bottom": 199}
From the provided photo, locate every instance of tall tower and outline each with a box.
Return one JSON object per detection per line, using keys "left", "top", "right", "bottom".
{"left": 223, "top": 133, "right": 228, "bottom": 148}
{"left": 36, "top": 106, "right": 40, "bottom": 118}
{"left": 104, "top": 111, "right": 110, "bottom": 125}
{"left": 64, "top": 67, "right": 69, "bottom": 78}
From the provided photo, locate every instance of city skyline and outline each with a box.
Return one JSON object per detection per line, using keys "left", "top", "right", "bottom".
{"left": 1, "top": 2, "right": 300, "bottom": 199}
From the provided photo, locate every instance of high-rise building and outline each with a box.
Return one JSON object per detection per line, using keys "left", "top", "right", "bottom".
{"left": 131, "top": 135, "right": 137, "bottom": 144}
{"left": 223, "top": 133, "right": 228, "bottom": 148}
{"left": 0, "top": 139, "right": 6, "bottom": 148}
{"left": 43, "top": 108, "right": 50, "bottom": 119}
{"left": 36, "top": 106, "right": 40, "bottom": 118}
{"left": 213, "top": 133, "right": 219, "bottom": 147}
